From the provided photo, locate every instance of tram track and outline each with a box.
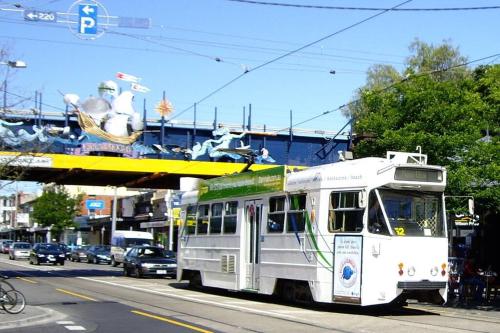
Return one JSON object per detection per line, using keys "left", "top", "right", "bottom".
{"left": 2, "top": 257, "right": 499, "bottom": 333}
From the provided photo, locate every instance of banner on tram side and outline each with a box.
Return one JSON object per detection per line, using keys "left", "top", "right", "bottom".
{"left": 333, "top": 235, "right": 363, "bottom": 304}
{"left": 198, "top": 166, "right": 286, "bottom": 201}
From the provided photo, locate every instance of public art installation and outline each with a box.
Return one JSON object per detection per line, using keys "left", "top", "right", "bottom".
{"left": 0, "top": 74, "right": 276, "bottom": 164}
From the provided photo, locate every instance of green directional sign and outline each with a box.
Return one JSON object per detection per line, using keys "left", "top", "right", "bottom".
{"left": 199, "top": 166, "right": 286, "bottom": 201}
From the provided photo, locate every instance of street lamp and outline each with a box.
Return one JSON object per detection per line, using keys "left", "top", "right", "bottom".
{"left": 1, "top": 59, "right": 27, "bottom": 111}
{"left": 0, "top": 60, "right": 27, "bottom": 69}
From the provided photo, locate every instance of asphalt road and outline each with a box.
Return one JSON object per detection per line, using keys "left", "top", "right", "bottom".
{"left": 0, "top": 254, "right": 499, "bottom": 333}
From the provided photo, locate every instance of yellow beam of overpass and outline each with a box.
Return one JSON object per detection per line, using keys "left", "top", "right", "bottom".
{"left": 0, "top": 151, "right": 284, "bottom": 188}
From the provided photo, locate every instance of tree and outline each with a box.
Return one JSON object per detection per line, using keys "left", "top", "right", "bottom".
{"left": 347, "top": 40, "right": 499, "bottom": 218}
{"left": 31, "top": 186, "right": 84, "bottom": 241}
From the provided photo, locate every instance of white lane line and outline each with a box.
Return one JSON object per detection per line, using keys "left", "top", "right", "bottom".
{"left": 57, "top": 321, "right": 75, "bottom": 325}
{"left": 65, "top": 326, "right": 86, "bottom": 331}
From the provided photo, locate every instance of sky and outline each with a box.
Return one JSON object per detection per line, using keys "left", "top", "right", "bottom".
{"left": 0, "top": 0, "right": 499, "bottom": 193}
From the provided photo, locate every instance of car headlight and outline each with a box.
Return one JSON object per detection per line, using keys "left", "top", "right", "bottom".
{"left": 141, "top": 263, "right": 154, "bottom": 268}
{"left": 167, "top": 264, "right": 177, "bottom": 268}
{"left": 97, "top": 255, "right": 108, "bottom": 259}
{"left": 37, "top": 254, "right": 46, "bottom": 257}
{"left": 59, "top": 254, "right": 65, "bottom": 258}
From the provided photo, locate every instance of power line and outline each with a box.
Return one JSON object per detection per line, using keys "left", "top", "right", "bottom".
{"left": 273, "top": 53, "right": 500, "bottom": 134}
{"left": 228, "top": 0, "right": 500, "bottom": 11}
{"left": 167, "top": 0, "right": 413, "bottom": 122}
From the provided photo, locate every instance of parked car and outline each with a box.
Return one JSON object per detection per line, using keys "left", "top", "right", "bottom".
{"left": 58, "top": 243, "right": 72, "bottom": 260}
{"left": 123, "top": 246, "right": 177, "bottom": 278}
{"left": 86, "top": 245, "right": 111, "bottom": 264}
{"left": 29, "top": 243, "right": 65, "bottom": 265}
{"left": 8, "top": 242, "right": 32, "bottom": 260}
{"left": 70, "top": 245, "right": 90, "bottom": 262}
{"left": 0, "top": 240, "right": 13, "bottom": 254}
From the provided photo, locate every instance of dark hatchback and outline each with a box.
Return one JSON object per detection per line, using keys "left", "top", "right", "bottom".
{"left": 123, "top": 246, "right": 176, "bottom": 278}
{"left": 86, "top": 245, "right": 111, "bottom": 264}
{"left": 29, "top": 243, "right": 66, "bottom": 265}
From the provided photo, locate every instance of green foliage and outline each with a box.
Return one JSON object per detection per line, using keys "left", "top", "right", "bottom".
{"left": 351, "top": 40, "right": 499, "bottom": 216}
{"left": 32, "top": 186, "right": 84, "bottom": 239}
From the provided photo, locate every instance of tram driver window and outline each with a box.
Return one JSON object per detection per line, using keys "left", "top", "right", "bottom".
{"left": 267, "top": 196, "right": 285, "bottom": 233}
{"left": 196, "top": 204, "right": 209, "bottom": 235}
{"left": 328, "top": 191, "right": 363, "bottom": 233}
{"left": 287, "top": 194, "right": 306, "bottom": 233}
{"left": 368, "top": 192, "right": 389, "bottom": 235}
{"left": 185, "top": 205, "right": 197, "bottom": 235}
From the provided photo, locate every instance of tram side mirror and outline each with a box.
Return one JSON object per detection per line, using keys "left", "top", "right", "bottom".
{"left": 358, "top": 191, "right": 367, "bottom": 208}
{"left": 468, "top": 198, "right": 475, "bottom": 216}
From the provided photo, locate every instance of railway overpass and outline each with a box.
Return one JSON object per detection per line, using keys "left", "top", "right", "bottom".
{"left": 0, "top": 151, "right": 277, "bottom": 189}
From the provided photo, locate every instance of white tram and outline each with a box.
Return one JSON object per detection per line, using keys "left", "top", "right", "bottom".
{"left": 177, "top": 151, "right": 448, "bottom": 306}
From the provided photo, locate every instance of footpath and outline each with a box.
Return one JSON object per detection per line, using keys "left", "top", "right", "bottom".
{"left": 0, "top": 305, "right": 65, "bottom": 330}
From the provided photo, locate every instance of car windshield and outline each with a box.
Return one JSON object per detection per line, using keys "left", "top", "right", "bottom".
{"left": 137, "top": 247, "right": 164, "bottom": 258}
{"left": 96, "top": 246, "right": 110, "bottom": 253}
{"left": 14, "top": 243, "right": 31, "bottom": 249}
{"left": 372, "top": 189, "right": 445, "bottom": 237}
{"left": 40, "top": 244, "right": 60, "bottom": 251}
{"left": 125, "top": 238, "right": 153, "bottom": 247}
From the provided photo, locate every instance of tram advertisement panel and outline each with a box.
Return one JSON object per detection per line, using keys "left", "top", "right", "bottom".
{"left": 333, "top": 235, "right": 362, "bottom": 303}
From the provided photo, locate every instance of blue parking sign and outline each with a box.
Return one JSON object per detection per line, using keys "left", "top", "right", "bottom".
{"left": 86, "top": 199, "right": 105, "bottom": 210}
{"left": 79, "top": 4, "right": 98, "bottom": 35}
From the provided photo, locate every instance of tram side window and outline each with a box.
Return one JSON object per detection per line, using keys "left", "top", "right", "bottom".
{"left": 287, "top": 194, "right": 306, "bottom": 232}
{"left": 223, "top": 201, "right": 238, "bottom": 234}
{"left": 328, "top": 191, "right": 363, "bottom": 232}
{"left": 210, "top": 203, "right": 223, "bottom": 234}
{"left": 267, "top": 196, "right": 285, "bottom": 233}
{"left": 196, "top": 204, "right": 209, "bottom": 235}
{"left": 185, "top": 205, "right": 197, "bottom": 235}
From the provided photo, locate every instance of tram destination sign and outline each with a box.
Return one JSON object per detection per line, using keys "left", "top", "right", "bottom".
{"left": 199, "top": 166, "right": 286, "bottom": 201}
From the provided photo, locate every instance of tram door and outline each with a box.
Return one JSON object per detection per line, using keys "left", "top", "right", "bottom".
{"left": 244, "top": 200, "right": 263, "bottom": 290}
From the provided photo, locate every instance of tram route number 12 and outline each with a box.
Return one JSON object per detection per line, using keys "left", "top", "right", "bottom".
{"left": 394, "top": 227, "right": 406, "bottom": 236}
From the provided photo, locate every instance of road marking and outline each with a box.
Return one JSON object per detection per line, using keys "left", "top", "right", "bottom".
{"left": 65, "top": 326, "right": 86, "bottom": 331}
{"left": 57, "top": 321, "right": 75, "bottom": 325}
{"left": 16, "top": 276, "right": 37, "bottom": 284}
{"left": 132, "top": 310, "right": 213, "bottom": 333}
{"left": 56, "top": 288, "right": 97, "bottom": 301}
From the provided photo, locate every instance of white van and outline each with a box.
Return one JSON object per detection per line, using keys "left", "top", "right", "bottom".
{"left": 110, "top": 230, "right": 153, "bottom": 266}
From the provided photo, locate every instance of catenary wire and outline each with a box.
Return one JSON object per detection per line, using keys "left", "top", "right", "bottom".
{"left": 228, "top": 0, "right": 500, "bottom": 11}
{"left": 272, "top": 53, "right": 500, "bottom": 134}
{"left": 167, "top": 0, "right": 413, "bottom": 122}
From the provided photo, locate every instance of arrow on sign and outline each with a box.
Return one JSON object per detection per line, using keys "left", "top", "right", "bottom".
{"left": 26, "top": 12, "right": 38, "bottom": 20}
{"left": 82, "top": 5, "right": 95, "bottom": 15}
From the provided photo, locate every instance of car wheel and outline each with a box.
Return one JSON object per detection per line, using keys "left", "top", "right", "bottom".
{"left": 53, "top": 262, "right": 57, "bottom": 265}
{"left": 29, "top": 258, "right": 33, "bottom": 265}
{"left": 134, "top": 266, "right": 142, "bottom": 278}
{"left": 111, "top": 257, "right": 118, "bottom": 267}
{"left": 123, "top": 267, "right": 130, "bottom": 277}
{"left": 93, "top": 257, "right": 98, "bottom": 264}
{"left": 36, "top": 258, "right": 40, "bottom": 265}
{"left": 60, "top": 261, "right": 65, "bottom": 266}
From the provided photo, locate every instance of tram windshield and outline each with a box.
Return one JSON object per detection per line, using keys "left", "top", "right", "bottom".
{"left": 368, "top": 189, "right": 445, "bottom": 237}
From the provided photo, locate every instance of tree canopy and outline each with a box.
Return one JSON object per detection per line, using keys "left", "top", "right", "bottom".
{"left": 348, "top": 40, "right": 499, "bottom": 217}
{"left": 31, "top": 186, "right": 84, "bottom": 240}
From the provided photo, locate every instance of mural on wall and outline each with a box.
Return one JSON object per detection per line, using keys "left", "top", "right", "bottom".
{"left": 0, "top": 74, "right": 277, "bottom": 164}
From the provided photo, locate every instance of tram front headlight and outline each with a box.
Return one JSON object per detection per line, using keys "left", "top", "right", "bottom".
{"left": 430, "top": 266, "right": 439, "bottom": 276}
{"left": 407, "top": 266, "right": 416, "bottom": 276}
{"left": 398, "top": 262, "right": 404, "bottom": 276}
{"left": 441, "top": 263, "right": 447, "bottom": 276}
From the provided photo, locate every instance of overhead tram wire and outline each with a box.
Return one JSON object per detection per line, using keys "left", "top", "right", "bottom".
{"left": 228, "top": 0, "right": 500, "bottom": 11}
{"left": 273, "top": 52, "right": 500, "bottom": 135}
{"left": 167, "top": 0, "right": 413, "bottom": 122}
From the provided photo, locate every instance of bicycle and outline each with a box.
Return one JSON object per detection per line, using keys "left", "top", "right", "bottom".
{"left": 0, "top": 275, "right": 26, "bottom": 314}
